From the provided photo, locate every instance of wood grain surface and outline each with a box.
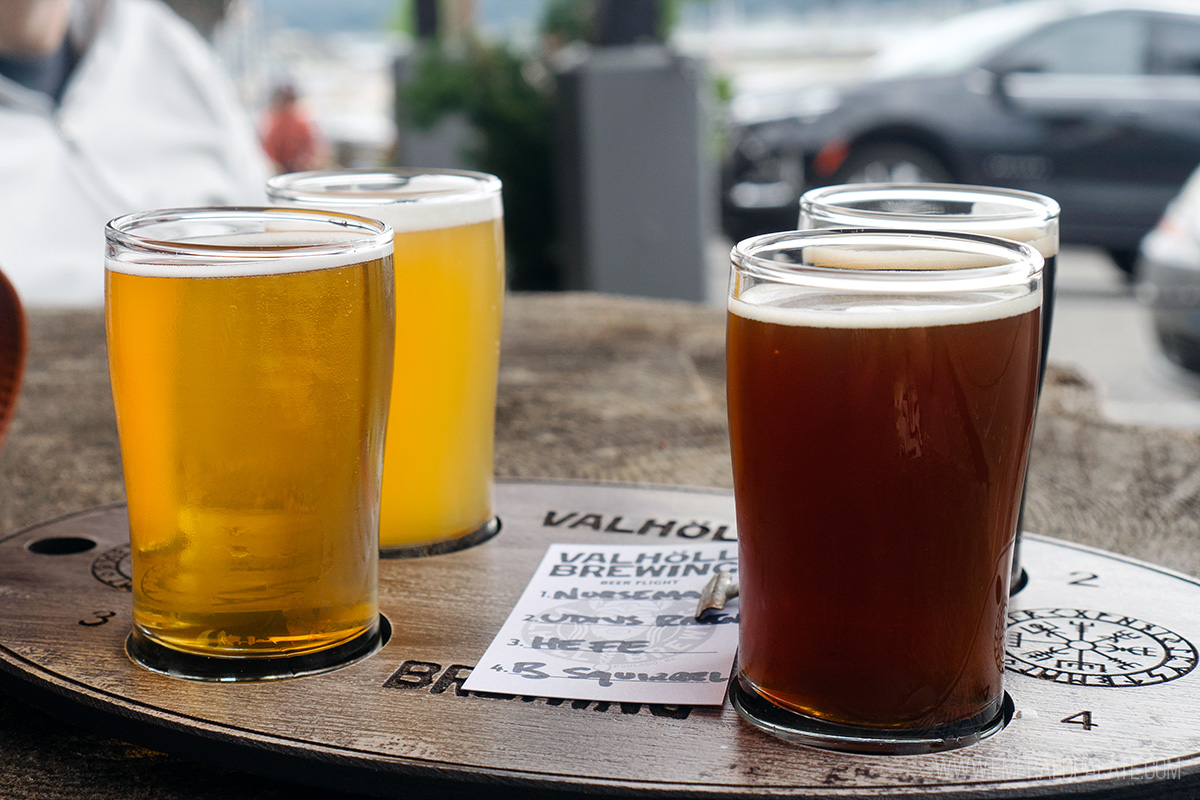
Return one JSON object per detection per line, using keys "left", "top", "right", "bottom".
{"left": 0, "top": 293, "right": 1198, "bottom": 799}
{"left": 1, "top": 483, "right": 1198, "bottom": 799}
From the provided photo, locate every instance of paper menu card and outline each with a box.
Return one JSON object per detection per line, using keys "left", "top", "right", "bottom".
{"left": 463, "top": 542, "right": 740, "bottom": 705}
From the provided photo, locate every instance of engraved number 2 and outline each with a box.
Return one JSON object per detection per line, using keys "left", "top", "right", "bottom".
{"left": 78, "top": 610, "right": 117, "bottom": 627}
{"left": 1061, "top": 711, "right": 1097, "bottom": 731}
{"left": 1068, "top": 572, "right": 1099, "bottom": 587}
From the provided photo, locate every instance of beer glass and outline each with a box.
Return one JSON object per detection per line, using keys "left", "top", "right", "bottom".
{"left": 727, "top": 229, "right": 1043, "bottom": 753}
{"left": 267, "top": 169, "right": 504, "bottom": 558}
{"left": 105, "top": 208, "right": 395, "bottom": 681}
{"left": 799, "top": 183, "right": 1059, "bottom": 593}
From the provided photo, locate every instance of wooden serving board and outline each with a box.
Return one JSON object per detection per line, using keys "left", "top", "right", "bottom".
{"left": 0, "top": 480, "right": 1196, "bottom": 798}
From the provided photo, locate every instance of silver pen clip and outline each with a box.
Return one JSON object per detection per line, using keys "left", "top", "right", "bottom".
{"left": 695, "top": 569, "right": 739, "bottom": 619}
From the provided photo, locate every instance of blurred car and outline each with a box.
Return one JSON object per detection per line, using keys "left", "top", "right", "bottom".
{"left": 721, "top": 0, "right": 1200, "bottom": 274}
{"left": 1136, "top": 164, "right": 1200, "bottom": 372}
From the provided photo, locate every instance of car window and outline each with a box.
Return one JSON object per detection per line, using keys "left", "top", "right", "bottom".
{"left": 991, "top": 12, "right": 1147, "bottom": 76}
{"left": 870, "top": 2, "right": 1057, "bottom": 79}
{"left": 1149, "top": 16, "right": 1200, "bottom": 77}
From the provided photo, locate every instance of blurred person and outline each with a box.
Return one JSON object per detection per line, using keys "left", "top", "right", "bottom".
{"left": 0, "top": 0, "right": 271, "bottom": 307}
{"left": 261, "top": 82, "right": 321, "bottom": 175}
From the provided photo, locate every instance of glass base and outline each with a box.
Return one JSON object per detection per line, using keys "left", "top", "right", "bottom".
{"left": 730, "top": 673, "right": 1012, "bottom": 755}
{"left": 380, "top": 515, "right": 501, "bottom": 559}
{"left": 1011, "top": 525, "right": 1028, "bottom": 595}
{"left": 1011, "top": 565, "right": 1029, "bottom": 595}
{"left": 127, "top": 615, "right": 388, "bottom": 682}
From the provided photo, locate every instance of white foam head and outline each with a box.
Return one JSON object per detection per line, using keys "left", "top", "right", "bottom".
{"left": 800, "top": 183, "right": 1060, "bottom": 258}
{"left": 105, "top": 211, "right": 393, "bottom": 278}
{"left": 970, "top": 226, "right": 1055, "bottom": 258}
{"left": 730, "top": 237, "right": 1042, "bottom": 329}
{"left": 267, "top": 170, "right": 503, "bottom": 234}
{"left": 729, "top": 283, "right": 1041, "bottom": 329}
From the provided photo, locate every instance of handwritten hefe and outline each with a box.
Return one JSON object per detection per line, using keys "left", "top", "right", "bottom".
{"left": 464, "top": 543, "right": 740, "bottom": 704}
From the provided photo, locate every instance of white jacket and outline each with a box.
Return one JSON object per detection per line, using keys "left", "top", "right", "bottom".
{"left": 0, "top": 0, "right": 271, "bottom": 307}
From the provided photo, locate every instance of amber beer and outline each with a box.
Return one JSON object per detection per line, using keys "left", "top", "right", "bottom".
{"left": 799, "top": 183, "right": 1060, "bottom": 591}
{"left": 105, "top": 208, "right": 394, "bottom": 680}
{"left": 726, "top": 230, "right": 1042, "bottom": 752}
{"left": 797, "top": 183, "right": 1058, "bottom": 398}
{"left": 266, "top": 169, "right": 504, "bottom": 556}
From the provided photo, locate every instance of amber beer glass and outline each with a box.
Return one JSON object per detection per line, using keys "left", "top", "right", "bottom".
{"left": 799, "top": 183, "right": 1059, "bottom": 592}
{"left": 105, "top": 208, "right": 394, "bottom": 681}
{"left": 727, "top": 229, "right": 1043, "bottom": 752}
{"left": 267, "top": 169, "right": 504, "bottom": 557}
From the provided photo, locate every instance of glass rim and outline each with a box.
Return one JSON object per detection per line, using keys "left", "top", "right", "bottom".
{"left": 265, "top": 167, "right": 502, "bottom": 207}
{"left": 105, "top": 206, "right": 393, "bottom": 261}
{"left": 731, "top": 228, "right": 1044, "bottom": 291}
{"left": 800, "top": 182, "right": 1061, "bottom": 227}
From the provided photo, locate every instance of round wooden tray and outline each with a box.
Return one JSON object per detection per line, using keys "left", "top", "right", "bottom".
{"left": 0, "top": 480, "right": 1197, "bottom": 798}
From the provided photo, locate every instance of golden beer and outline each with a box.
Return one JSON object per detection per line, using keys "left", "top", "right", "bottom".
{"left": 267, "top": 170, "right": 505, "bottom": 555}
{"left": 105, "top": 209, "right": 394, "bottom": 679}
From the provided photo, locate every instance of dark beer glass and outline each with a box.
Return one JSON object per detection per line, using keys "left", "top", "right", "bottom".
{"left": 799, "top": 183, "right": 1059, "bottom": 593}
{"left": 727, "top": 229, "right": 1043, "bottom": 753}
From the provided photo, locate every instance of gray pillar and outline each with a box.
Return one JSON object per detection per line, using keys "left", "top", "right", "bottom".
{"left": 555, "top": 45, "right": 716, "bottom": 302}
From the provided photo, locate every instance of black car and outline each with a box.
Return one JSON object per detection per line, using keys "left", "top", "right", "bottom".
{"left": 721, "top": 0, "right": 1200, "bottom": 273}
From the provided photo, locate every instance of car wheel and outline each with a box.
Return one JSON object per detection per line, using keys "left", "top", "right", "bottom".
{"left": 1107, "top": 249, "right": 1137, "bottom": 280}
{"left": 833, "top": 142, "right": 953, "bottom": 184}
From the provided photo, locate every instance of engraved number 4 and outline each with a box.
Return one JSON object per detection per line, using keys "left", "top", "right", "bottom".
{"left": 1061, "top": 711, "right": 1097, "bottom": 731}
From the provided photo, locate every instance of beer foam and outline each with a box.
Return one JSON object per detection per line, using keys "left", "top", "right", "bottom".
{"left": 729, "top": 282, "right": 1040, "bottom": 329}
{"left": 956, "top": 227, "right": 1056, "bottom": 259}
{"left": 803, "top": 245, "right": 1013, "bottom": 272}
{"left": 809, "top": 226, "right": 1054, "bottom": 259}
{"left": 105, "top": 232, "right": 393, "bottom": 279}
{"left": 308, "top": 191, "right": 501, "bottom": 234}
{"left": 269, "top": 173, "right": 503, "bottom": 233}
{"left": 800, "top": 184, "right": 1060, "bottom": 257}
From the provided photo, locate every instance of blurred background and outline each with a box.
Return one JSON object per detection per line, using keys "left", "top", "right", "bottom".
{"left": 122, "top": 0, "right": 1200, "bottom": 427}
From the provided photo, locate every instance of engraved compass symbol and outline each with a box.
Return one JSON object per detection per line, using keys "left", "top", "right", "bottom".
{"left": 91, "top": 545, "right": 133, "bottom": 592}
{"left": 1005, "top": 608, "right": 1197, "bottom": 687}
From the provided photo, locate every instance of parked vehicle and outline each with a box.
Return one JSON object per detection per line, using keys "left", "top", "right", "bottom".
{"left": 1137, "top": 164, "right": 1200, "bottom": 372}
{"left": 721, "top": 0, "right": 1200, "bottom": 274}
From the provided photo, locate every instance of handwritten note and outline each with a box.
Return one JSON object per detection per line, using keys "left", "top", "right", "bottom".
{"left": 464, "top": 543, "right": 739, "bottom": 705}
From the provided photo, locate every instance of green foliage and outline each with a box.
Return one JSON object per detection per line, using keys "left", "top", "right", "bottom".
{"left": 542, "top": 0, "right": 594, "bottom": 44}
{"left": 711, "top": 72, "right": 733, "bottom": 104}
{"left": 400, "top": 41, "right": 559, "bottom": 289}
{"left": 657, "top": 0, "right": 683, "bottom": 41}
{"left": 387, "top": 0, "right": 414, "bottom": 35}
{"left": 395, "top": 0, "right": 707, "bottom": 289}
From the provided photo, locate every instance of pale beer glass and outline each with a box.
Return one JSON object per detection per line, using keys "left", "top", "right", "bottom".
{"left": 799, "top": 183, "right": 1059, "bottom": 593}
{"left": 105, "top": 208, "right": 395, "bottom": 681}
{"left": 727, "top": 229, "right": 1043, "bottom": 752}
{"left": 267, "top": 169, "right": 504, "bottom": 557}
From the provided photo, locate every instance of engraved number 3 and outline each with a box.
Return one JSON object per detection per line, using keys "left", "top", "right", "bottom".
{"left": 78, "top": 610, "right": 117, "bottom": 627}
